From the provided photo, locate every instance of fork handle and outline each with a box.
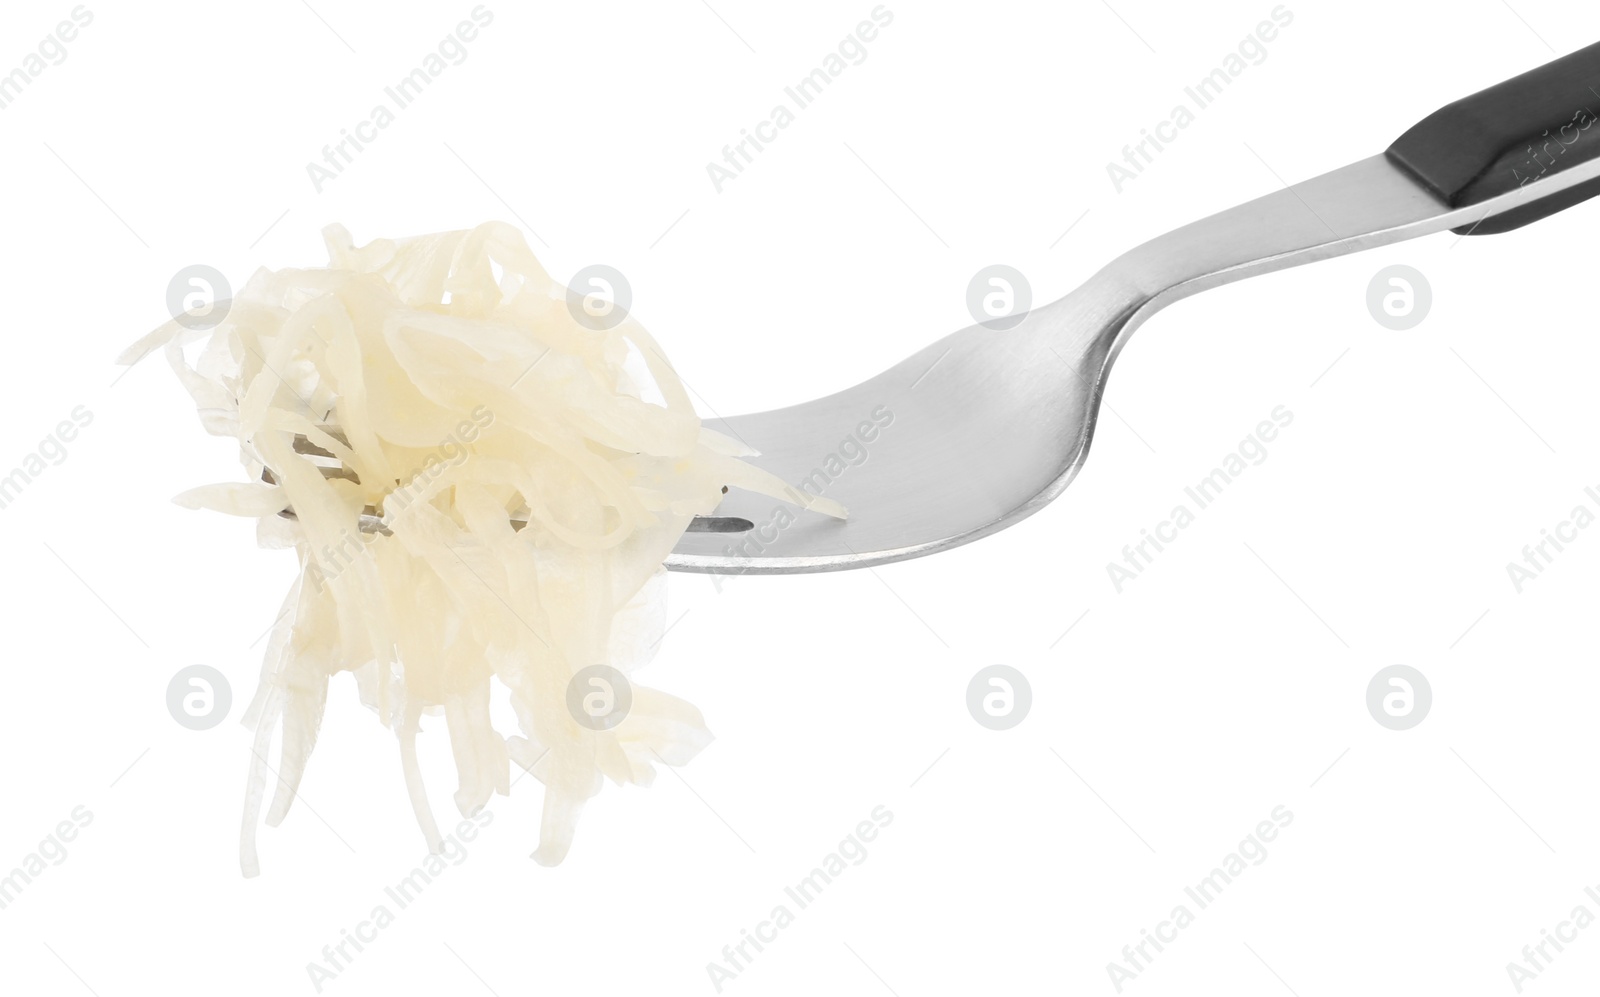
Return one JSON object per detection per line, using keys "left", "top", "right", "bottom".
{"left": 1387, "top": 41, "right": 1600, "bottom": 235}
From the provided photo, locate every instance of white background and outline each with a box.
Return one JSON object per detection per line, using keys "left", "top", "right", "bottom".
{"left": 2, "top": 1, "right": 1599, "bottom": 995}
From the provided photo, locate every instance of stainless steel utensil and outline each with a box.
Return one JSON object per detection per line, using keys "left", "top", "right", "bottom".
{"left": 666, "top": 41, "right": 1600, "bottom": 575}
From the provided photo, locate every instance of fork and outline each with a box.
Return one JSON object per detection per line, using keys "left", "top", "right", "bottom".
{"left": 665, "top": 41, "right": 1600, "bottom": 574}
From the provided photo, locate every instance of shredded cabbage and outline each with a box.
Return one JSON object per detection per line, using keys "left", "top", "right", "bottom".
{"left": 123, "top": 222, "right": 842, "bottom": 875}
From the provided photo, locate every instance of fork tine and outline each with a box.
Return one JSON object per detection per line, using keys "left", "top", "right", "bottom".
{"left": 269, "top": 429, "right": 739, "bottom": 539}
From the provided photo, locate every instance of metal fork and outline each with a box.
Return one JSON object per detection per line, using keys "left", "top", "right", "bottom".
{"left": 272, "top": 434, "right": 739, "bottom": 537}
{"left": 666, "top": 42, "right": 1600, "bottom": 574}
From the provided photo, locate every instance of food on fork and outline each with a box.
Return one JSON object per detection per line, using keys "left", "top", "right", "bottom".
{"left": 122, "top": 222, "right": 842, "bottom": 874}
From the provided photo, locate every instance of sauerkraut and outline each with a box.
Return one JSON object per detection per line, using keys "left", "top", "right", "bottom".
{"left": 123, "top": 222, "right": 842, "bottom": 875}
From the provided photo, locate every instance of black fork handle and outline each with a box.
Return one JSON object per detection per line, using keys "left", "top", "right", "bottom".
{"left": 1387, "top": 41, "right": 1600, "bottom": 235}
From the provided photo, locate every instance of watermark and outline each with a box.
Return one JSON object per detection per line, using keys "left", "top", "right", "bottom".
{"left": 1106, "top": 405, "right": 1294, "bottom": 592}
{"left": 305, "top": 811, "right": 495, "bottom": 991}
{"left": 786, "top": 405, "right": 894, "bottom": 505}
{"left": 167, "top": 264, "right": 232, "bottom": 330}
{"left": 965, "top": 265, "right": 1031, "bottom": 331}
{"left": 966, "top": 665, "right": 1031, "bottom": 730}
{"left": 1508, "top": 104, "right": 1598, "bottom": 191}
{"left": 166, "top": 665, "right": 233, "bottom": 731}
{"left": 0, "top": 805, "right": 93, "bottom": 912}
{"left": 1105, "top": 805, "right": 1293, "bottom": 992}
{"left": 565, "top": 264, "right": 632, "bottom": 331}
{"left": 382, "top": 406, "right": 494, "bottom": 516}
{"left": 1365, "top": 665, "right": 1431, "bottom": 731}
{"left": 0, "top": 6, "right": 94, "bottom": 112}
{"left": 1504, "top": 885, "right": 1600, "bottom": 992}
{"left": 705, "top": 805, "right": 894, "bottom": 991}
{"left": 306, "top": 524, "right": 376, "bottom": 591}
{"left": 1365, "top": 265, "right": 1431, "bottom": 330}
{"left": 305, "top": 6, "right": 495, "bottom": 192}
{"left": 1504, "top": 486, "right": 1600, "bottom": 593}
{"left": 1106, "top": 5, "right": 1294, "bottom": 192}
{"left": 304, "top": 407, "right": 493, "bottom": 590}
{"left": 706, "top": 5, "right": 895, "bottom": 193}
{"left": 0, "top": 405, "right": 94, "bottom": 513}
{"left": 566, "top": 665, "right": 632, "bottom": 730}
{"left": 711, "top": 404, "right": 894, "bottom": 593}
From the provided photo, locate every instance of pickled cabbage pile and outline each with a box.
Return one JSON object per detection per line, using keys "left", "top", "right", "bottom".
{"left": 122, "top": 223, "right": 841, "bottom": 875}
